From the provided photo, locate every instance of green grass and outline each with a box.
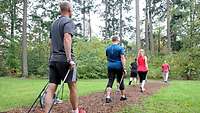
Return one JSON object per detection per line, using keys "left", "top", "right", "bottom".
{"left": 121, "top": 81, "right": 200, "bottom": 113}
{"left": 0, "top": 77, "right": 109, "bottom": 112}
{"left": 1, "top": 77, "right": 200, "bottom": 113}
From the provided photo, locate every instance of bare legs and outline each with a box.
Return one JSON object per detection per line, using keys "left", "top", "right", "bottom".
{"left": 44, "top": 82, "right": 78, "bottom": 113}
{"left": 45, "top": 83, "right": 57, "bottom": 113}
{"left": 68, "top": 82, "right": 78, "bottom": 111}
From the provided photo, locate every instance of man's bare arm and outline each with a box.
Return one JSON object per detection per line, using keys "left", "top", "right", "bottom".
{"left": 64, "top": 33, "right": 72, "bottom": 61}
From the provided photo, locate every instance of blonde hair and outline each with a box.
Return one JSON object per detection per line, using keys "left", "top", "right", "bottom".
{"left": 138, "top": 49, "right": 145, "bottom": 57}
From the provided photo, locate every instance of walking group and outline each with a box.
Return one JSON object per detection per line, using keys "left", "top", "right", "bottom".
{"left": 28, "top": 1, "right": 170, "bottom": 113}
{"left": 105, "top": 36, "right": 149, "bottom": 103}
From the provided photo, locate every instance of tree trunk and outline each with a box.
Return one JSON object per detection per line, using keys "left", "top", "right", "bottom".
{"left": 167, "top": 0, "right": 171, "bottom": 52}
{"left": 119, "top": 0, "right": 123, "bottom": 45}
{"left": 158, "top": 27, "right": 161, "bottom": 54}
{"left": 149, "top": 16, "right": 154, "bottom": 54}
{"left": 88, "top": 10, "right": 92, "bottom": 40}
{"left": 10, "top": 0, "right": 16, "bottom": 39}
{"left": 190, "top": 0, "right": 195, "bottom": 47}
{"left": 145, "top": 0, "right": 149, "bottom": 52}
{"left": 112, "top": 2, "right": 115, "bottom": 36}
{"left": 105, "top": 0, "right": 108, "bottom": 38}
{"left": 136, "top": 0, "right": 140, "bottom": 49}
{"left": 149, "top": 0, "right": 154, "bottom": 54}
{"left": 22, "top": 0, "right": 28, "bottom": 77}
{"left": 83, "top": 0, "right": 86, "bottom": 37}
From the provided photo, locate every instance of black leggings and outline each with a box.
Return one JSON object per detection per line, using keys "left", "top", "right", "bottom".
{"left": 107, "top": 68, "right": 125, "bottom": 90}
{"left": 138, "top": 71, "right": 148, "bottom": 83}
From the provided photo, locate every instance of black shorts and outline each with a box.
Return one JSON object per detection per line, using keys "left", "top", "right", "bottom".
{"left": 106, "top": 68, "right": 125, "bottom": 90}
{"left": 138, "top": 71, "right": 148, "bottom": 83}
{"left": 130, "top": 71, "right": 137, "bottom": 78}
{"left": 49, "top": 61, "right": 77, "bottom": 85}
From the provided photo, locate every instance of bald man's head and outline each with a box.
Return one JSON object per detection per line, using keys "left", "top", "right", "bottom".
{"left": 60, "top": 1, "right": 72, "bottom": 17}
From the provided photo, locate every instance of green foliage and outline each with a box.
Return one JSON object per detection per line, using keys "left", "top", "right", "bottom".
{"left": 0, "top": 0, "right": 199, "bottom": 80}
{"left": 148, "top": 48, "right": 200, "bottom": 80}
{"left": 1, "top": 39, "right": 21, "bottom": 76}
{"left": 0, "top": 56, "right": 8, "bottom": 76}
{"left": 74, "top": 38, "right": 108, "bottom": 79}
{"left": 1, "top": 38, "right": 50, "bottom": 78}
{"left": 5, "top": 41, "right": 20, "bottom": 69}
{"left": 102, "top": 0, "right": 134, "bottom": 38}
{"left": 28, "top": 41, "right": 50, "bottom": 77}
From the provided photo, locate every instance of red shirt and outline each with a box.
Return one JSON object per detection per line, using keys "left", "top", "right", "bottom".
{"left": 137, "top": 56, "right": 148, "bottom": 72}
{"left": 162, "top": 63, "right": 170, "bottom": 72}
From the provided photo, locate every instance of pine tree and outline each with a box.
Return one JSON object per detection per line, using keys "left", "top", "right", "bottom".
{"left": 22, "top": 0, "right": 28, "bottom": 77}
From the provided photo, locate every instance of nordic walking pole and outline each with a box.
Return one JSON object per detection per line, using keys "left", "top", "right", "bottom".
{"left": 47, "top": 69, "right": 71, "bottom": 113}
{"left": 118, "top": 70, "right": 126, "bottom": 90}
{"left": 34, "top": 90, "right": 46, "bottom": 111}
{"left": 101, "top": 85, "right": 108, "bottom": 102}
{"left": 27, "top": 82, "right": 49, "bottom": 113}
{"left": 116, "top": 70, "right": 126, "bottom": 96}
{"left": 61, "top": 83, "right": 64, "bottom": 100}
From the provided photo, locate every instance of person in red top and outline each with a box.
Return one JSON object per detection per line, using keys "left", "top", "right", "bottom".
{"left": 137, "top": 49, "right": 148, "bottom": 92}
{"left": 162, "top": 60, "right": 170, "bottom": 83}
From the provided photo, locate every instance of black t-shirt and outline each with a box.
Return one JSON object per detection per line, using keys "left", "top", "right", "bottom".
{"left": 49, "top": 16, "right": 75, "bottom": 62}
{"left": 130, "top": 62, "right": 137, "bottom": 73}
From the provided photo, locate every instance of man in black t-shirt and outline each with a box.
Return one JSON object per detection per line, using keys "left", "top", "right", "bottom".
{"left": 44, "top": 2, "right": 79, "bottom": 113}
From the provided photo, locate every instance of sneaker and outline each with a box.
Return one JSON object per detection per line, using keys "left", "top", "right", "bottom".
{"left": 141, "top": 88, "right": 146, "bottom": 93}
{"left": 106, "top": 98, "right": 112, "bottom": 103}
{"left": 140, "top": 87, "right": 146, "bottom": 92}
{"left": 120, "top": 96, "right": 127, "bottom": 101}
{"left": 78, "top": 108, "right": 86, "bottom": 113}
{"left": 54, "top": 98, "right": 63, "bottom": 104}
{"left": 140, "top": 87, "right": 142, "bottom": 92}
{"left": 72, "top": 108, "right": 86, "bottom": 113}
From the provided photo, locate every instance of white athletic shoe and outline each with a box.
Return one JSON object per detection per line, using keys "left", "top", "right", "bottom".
{"left": 54, "top": 98, "right": 63, "bottom": 104}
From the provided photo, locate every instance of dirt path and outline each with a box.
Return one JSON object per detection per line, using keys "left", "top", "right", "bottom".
{"left": 7, "top": 81, "right": 166, "bottom": 113}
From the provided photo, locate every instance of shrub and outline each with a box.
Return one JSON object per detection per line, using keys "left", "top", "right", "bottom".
{"left": 28, "top": 42, "right": 49, "bottom": 77}
{"left": 74, "top": 38, "right": 108, "bottom": 79}
{"left": 148, "top": 48, "right": 200, "bottom": 80}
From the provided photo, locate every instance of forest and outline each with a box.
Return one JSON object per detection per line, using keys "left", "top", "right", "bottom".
{"left": 0, "top": 0, "right": 199, "bottom": 80}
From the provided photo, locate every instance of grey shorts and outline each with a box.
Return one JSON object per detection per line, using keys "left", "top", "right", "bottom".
{"left": 49, "top": 61, "right": 77, "bottom": 85}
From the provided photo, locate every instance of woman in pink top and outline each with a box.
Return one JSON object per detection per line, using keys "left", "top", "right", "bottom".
{"left": 162, "top": 60, "right": 170, "bottom": 83}
{"left": 137, "top": 49, "right": 148, "bottom": 92}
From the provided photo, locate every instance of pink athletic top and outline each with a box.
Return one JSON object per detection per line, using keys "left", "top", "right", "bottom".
{"left": 137, "top": 56, "right": 148, "bottom": 72}
{"left": 162, "top": 63, "right": 170, "bottom": 73}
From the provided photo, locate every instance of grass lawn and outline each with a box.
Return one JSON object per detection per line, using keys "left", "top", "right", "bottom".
{"left": 121, "top": 81, "right": 200, "bottom": 113}
{"left": 1, "top": 77, "right": 200, "bottom": 113}
{"left": 0, "top": 77, "right": 109, "bottom": 112}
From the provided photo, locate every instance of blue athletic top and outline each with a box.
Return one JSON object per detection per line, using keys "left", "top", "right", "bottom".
{"left": 106, "top": 44, "right": 125, "bottom": 70}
